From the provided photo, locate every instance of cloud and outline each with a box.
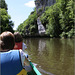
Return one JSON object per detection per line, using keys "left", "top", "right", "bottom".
{"left": 24, "top": 0, "right": 35, "bottom": 8}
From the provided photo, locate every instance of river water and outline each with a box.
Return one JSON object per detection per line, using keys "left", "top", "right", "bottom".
{"left": 23, "top": 38, "right": 74, "bottom": 75}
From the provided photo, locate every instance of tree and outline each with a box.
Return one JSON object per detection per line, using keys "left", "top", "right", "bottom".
{"left": 17, "top": 0, "right": 74, "bottom": 38}
{"left": 0, "top": 0, "right": 8, "bottom": 10}
{"left": 17, "top": 10, "right": 38, "bottom": 36}
{"left": 59, "top": 0, "right": 74, "bottom": 38}
{"left": 0, "top": 0, "right": 14, "bottom": 33}
{"left": 41, "top": 3, "right": 62, "bottom": 37}
{"left": 0, "top": 8, "right": 14, "bottom": 33}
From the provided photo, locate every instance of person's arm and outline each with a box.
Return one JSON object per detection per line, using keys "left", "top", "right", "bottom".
{"left": 22, "top": 42, "right": 27, "bottom": 51}
{"left": 19, "top": 50, "right": 32, "bottom": 72}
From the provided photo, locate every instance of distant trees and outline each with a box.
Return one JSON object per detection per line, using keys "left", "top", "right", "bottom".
{"left": 0, "top": 0, "right": 8, "bottom": 10}
{"left": 0, "top": 0, "right": 14, "bottom": 33}
{"left": 17, "top": 0, "right": 74, "bottom": 38}
{"left": 17, "top": 9, "right": 38, "bottom": 36}
{"left": 59, "top": 0, "right": 74, "bottom": 38}
{"left": 40, "top": 0, "right": 74, "bottom": 38}
{"left": 40, "top": 3, "right": 62, "bottom": 37}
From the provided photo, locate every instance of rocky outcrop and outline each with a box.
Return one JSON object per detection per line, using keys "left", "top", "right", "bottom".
{"left": 35, "top": 0, "right": 56, "bottom": 15}
{"left": 35, "top": 0, "right": 56, "bottom": 35}
{"left": 37, "top": 17, "right": 45, "bottom": 34}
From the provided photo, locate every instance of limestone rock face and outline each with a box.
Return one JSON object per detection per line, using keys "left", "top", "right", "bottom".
{"left": 35, "top": 0, "right": 56, "bottom": 15}
{"left": 35, "top": 0, "right": 56, "bottom": 35}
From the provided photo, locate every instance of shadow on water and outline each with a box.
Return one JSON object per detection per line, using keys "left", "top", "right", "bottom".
{"left": 24, "top": 38, "right": 74, "bottom": 75}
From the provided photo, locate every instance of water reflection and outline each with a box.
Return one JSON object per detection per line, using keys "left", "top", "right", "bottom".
{"left": 24, "top": 38, "right": 74, "bottom": 75}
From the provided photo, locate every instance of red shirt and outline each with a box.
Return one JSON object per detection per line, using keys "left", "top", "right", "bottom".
{"left": 14, "top": 42, "right": 22, "bottom": 50}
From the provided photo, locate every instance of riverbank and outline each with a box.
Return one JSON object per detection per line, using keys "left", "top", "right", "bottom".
{"left": 23, "top": 34, "right": 50, "bottom": 38}
{"left": 22, "top": 34, "right": 74, "bottom": 39}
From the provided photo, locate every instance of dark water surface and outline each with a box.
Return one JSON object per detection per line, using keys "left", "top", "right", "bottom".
{"left": 23, "top": 38, "right": 74, "bottom": 75}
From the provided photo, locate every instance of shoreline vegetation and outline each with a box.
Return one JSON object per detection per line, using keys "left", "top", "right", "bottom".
{"left": 17, "top": 0, "right": 74, "bottom": 38}
{"left": 0, "top": 0, "right": 74, "bottom": 38}
{"left": 23, "top": 34, "right": 75, "bottom": 39}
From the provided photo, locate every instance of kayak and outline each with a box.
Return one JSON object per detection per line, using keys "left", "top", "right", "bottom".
{"left": 17, "top": 61, "right": 41, "bottom": 75}
{"left": 27, "top": 61, "right": 41, "bottom": 75}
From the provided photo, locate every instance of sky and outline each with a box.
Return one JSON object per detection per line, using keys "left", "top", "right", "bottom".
{"left": 5, "top": 0, "right": 35, "bottom": 30}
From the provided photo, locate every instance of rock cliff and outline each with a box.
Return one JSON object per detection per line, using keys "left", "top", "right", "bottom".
{"left": 35, "top": 0, "right": 56, "bottom": 15}
{"left": 35, "top": 0, "right": 56, "bottom": 35}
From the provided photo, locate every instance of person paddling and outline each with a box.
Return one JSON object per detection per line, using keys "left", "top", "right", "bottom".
{"left": 0, "top": 31, "right": 32, "bottom": 75}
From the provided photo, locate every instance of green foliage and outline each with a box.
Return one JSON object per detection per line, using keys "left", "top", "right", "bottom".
{"left": 59, "top": 0, "right": 74, "bottom": 38}
{"left": 56, "top": 0, "right": 61, "bottom": 2}
{"left": 68, "top": 28, "right": 74, "bottom": 38}
{"left": 17, "top": 10, "right": 38, "bottom": 36}
{"left": 38, "top": 8, "right": 43, "bottom": 12}
{"left": 40, "top": 0, "right": 74, "bottom": 38}
{"left": 41, "top": 3, "right": 62, "bottom": 37}
{"left": 0, "top": 8, "right": 14, "bottom": 33}
{"left": 17, "top": 23, "right": 24, "bottom": 35}
{"left": 0, "top": 0, "right": 14, "bottom": 33}
{"left": 0, "top": 0, "right": 8, "bottom": 10}
{"left": 17, "top": 0, "right": 74, "bottom": 38}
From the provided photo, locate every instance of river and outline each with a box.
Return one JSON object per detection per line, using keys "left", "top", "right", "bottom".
{"left": 23, "top": 38, "right": 74, "bottom": 75}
